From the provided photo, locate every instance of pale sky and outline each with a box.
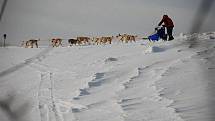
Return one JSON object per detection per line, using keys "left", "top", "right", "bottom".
{"left": 0, "top": 0, "right": 214, "bottom": 45}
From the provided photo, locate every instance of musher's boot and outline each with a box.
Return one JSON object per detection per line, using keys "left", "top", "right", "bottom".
{"left": 168, "top": 36, "right": 174, "bottom": 41}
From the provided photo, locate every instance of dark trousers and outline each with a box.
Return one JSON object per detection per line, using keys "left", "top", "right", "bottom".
{"left": 167, "top": 27, "right": 174, "bottom": 40}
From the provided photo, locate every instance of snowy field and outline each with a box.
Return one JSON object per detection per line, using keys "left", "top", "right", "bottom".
{"left": 0, "top": 32, "right": 215, "bottom": 121}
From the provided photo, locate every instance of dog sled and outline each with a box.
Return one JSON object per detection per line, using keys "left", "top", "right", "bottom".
{"left": 142, "top": 26, "right": 167, "bottom": 42}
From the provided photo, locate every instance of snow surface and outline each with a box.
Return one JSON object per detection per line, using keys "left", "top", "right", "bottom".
{"left": 0, "top": 32, "right": 215, "bottom": 121}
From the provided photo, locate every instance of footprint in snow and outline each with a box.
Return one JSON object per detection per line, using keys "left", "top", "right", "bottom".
{"left": 105, "top": 57, "right": 118, "bottom": 63}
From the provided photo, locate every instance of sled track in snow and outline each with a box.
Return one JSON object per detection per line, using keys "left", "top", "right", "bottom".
{"left": 38, "top": 73, "right": 49, "bottom": 121}
{"left": 0, "top": 48, "right": 53, "bottom": 79}
{"left": 38, "top": 72, "right": 64, "bottom": 121}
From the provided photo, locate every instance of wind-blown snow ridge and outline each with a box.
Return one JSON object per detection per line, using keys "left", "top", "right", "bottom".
{"left": 70, "top": 70, "right": 126, "bottom": 121}
{"left": 118, "top": 60, "right": 184, "bottom": 121}
{"left": 73, "top": 72, "right": 106, "bottom": 99}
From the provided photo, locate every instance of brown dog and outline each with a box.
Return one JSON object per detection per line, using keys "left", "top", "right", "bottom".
{"left": 116, "top": 34, "right": 137, "bottom": 43}
{"left": 77, "top": 37, "right": 90, "bottom": 45}
{"left": 51, "top": 38, "right": 62, "bottom": 47}
{"left": 100, "top": 36, "right": 114, "bottom": 44}
{"left": 24, "top": 39, "right": 39, "bottom": 48}
{"left": 92, "top": 36, "right": 114, "bottom": 45}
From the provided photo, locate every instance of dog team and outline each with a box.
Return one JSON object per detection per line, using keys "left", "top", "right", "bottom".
{"left": 21, "top": 34, "right": 138, "bottom": 48}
